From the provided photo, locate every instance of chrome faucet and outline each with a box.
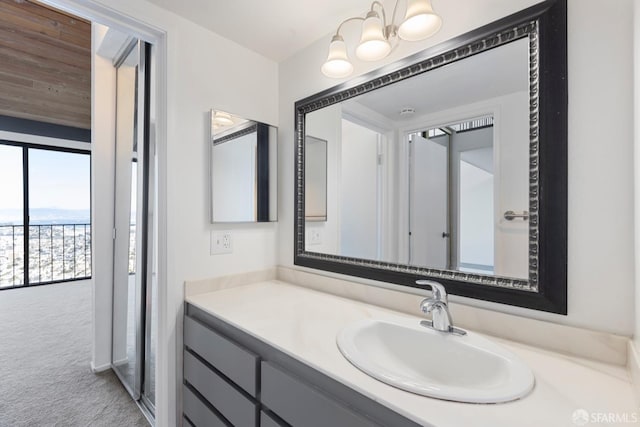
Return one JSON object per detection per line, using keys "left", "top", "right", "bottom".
{"left": 417, "top": 280, "right": 466, "bottom": 336}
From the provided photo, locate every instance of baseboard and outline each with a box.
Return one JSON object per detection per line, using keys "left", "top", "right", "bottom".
{"left": 135, "top": 399, "right": 155, "bottom": 426}
{"left": 112, "top": 358, "right": 128, "bottom": 367}
{"left": 629, "top": 342, "right": 640, "bottom": 405}
{"left": 90, "top": 361, "right": 112, "bottom": 373}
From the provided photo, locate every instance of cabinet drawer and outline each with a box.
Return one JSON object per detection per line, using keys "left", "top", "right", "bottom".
{"left": 184, "top": 350, "right": 258, "bottom": 427}
{"left": 184, "top": 315, "right": 259, "bottom": 396}
{"left": 260, "top": 411, "right": 287, "bottom": 427}
{"left": 183, "top": 385, "right": 228, "bottom": 427}
{"left": 261, "top": 362, "right": 376, "bottom": 427}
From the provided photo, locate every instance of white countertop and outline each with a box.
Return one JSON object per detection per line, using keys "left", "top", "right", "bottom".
{"left": 186, "top": 280, "right": 637, "bottom": 427}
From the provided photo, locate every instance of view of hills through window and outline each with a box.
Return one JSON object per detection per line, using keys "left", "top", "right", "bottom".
{"left": 0, "top": 144, "right": 92, "bottom": 288}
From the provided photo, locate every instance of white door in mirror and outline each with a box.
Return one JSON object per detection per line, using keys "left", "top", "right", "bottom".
{"left": 337, "top": 318, "right": 534, "bottom": 403}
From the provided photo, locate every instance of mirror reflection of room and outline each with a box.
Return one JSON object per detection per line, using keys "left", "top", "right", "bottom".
{"left": 210, "top": 110, "right": 278, "bottom": 223}
{"left": 304, "top": 37, "right": 530, "bottom": 279}
{"left": 409, "top": 118, "right": 495, "bottom": 275}
{"left": 305, "top": 136, "right": 328, "bottom": 222}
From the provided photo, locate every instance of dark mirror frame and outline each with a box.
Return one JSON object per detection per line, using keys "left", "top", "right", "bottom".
{"left": 294, "top": 0, "right": 567, "bottom": 314}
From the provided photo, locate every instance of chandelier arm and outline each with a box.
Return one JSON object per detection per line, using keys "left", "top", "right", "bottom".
{"left": 370, "top": 1, "right": 387, "bottom": 27}
{"left": 390, "top": 0, "right": 403, "bottom": 28}
{"left": 335, "top": 16, "right": 365, "bottom": 36}
{"left": 388, "top": 35, "right": 401, "bottom": 53}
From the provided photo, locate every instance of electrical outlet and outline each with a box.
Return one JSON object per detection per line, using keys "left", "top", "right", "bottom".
{"left": 211, "top": 231, "right": 233, "bottom": 255}
{"left": 308, "top": 228, "right": 322, "bottom": 245}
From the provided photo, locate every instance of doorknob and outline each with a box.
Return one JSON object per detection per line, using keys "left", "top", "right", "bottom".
{"left": 504, "top": 210, "right": 529, "bottom": 221}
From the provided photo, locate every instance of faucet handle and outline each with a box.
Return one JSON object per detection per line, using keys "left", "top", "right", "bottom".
{"left": 415, "top": 280, "right": 448, "bottom": 304}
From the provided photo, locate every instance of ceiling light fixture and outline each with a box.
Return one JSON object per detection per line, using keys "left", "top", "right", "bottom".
{"left": 213, "top": 111, "right": 234, "bottom": 127}
{"left": 321, "top": 0, "right": 442, "bottom": 79}
{"left": 400, "top": 106, "right": 415, "bottom": 115}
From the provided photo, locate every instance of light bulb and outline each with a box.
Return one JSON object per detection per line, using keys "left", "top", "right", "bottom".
{"left": 398, "top": 0, "right": 442, "bottom": 41}
{"left": 213, "top": 111, "right": 234, "bottom": 127}
{"left": 355, "top": 11, "right": 391, "bottom": 61}
{"left": 321, "top": 35, "right": 354, "bottom": 78}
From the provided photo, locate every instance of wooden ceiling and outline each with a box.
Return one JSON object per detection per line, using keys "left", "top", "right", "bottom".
{"left": 0, "top": 0, "right": 91, "bottom": 130}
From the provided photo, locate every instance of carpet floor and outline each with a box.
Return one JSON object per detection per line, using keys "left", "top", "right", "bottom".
{"left": 0, "top": 280, "right": 149, "bottom": 427}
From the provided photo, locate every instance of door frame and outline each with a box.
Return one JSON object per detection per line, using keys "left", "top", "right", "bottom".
{"left": 111, "top": 40, "right": 151, "bottom": 404}
{"left": 399, "top": 102, "right": 502, "bottom": 266}
{"left": 39, "top": 1, "right": 169, "bottom": 425}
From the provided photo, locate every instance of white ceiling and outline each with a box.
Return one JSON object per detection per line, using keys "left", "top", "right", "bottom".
{"left": 144, "top": 0, "right": 544, "bottom": 63}
{"left": 145, "top": 0, "right": 374, "bottom": 61}
{"left": 343, "top": 37, "right": 529, "bottom": 123}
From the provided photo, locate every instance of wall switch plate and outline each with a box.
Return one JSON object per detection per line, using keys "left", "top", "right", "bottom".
{"left": 211, "top": 231, "right": 233, "bottom": 255}
{"left": 308, "top": 228, "right": 322, "bottom": 245}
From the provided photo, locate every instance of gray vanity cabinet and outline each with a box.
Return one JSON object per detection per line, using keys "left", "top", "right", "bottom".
{"left": 183, "top": 303, "right": 421, "bottom": 427}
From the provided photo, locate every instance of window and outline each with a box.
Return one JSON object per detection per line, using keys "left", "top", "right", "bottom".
{"left": 0, "top": 142, "right": 91, "bottom": 288}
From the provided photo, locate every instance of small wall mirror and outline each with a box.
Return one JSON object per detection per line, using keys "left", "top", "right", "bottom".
{"left": 210, "top": 110, "right": 277, "bottom": 223}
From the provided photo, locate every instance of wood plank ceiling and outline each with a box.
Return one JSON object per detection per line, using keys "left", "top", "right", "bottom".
{"left": 0, "top": 0, "right": 90, "bottom": 130}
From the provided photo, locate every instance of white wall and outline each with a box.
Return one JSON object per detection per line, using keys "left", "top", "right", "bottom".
{"left": 156, "top": 17, "right": 278, "bottom": 427}
{"left": 278, "top": 0, "right": 636, "bottom": 336}
{"left": 634, "top": 0, "right": 640, "bottom": 351}
{"left": 494, "top": 91, "right": 529, "bottom": 278}
{"left": 340, "top": 119, "right": 379, "bottom": 259}
{"left": 459, "top": 155, "right": 494, "bottom": 267}
{"left": 566, "top": 0, "right": 634, "bottom": 335}
{"left": 91, "top": 23, "right": 116, "bottom": 371}
{"left": 212, "top": 133, "right": 257, "bottom": 222}
{"left": 305, "top": 104, "right": 342, "bottom": 253}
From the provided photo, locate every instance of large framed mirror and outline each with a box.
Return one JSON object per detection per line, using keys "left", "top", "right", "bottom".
{"left": 294, "top": 0, "right": 567, "bottom": 313}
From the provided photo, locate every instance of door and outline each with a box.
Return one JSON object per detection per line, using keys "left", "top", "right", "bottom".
{"left": 112, "top": 40, "right": 150, "bottom": 402}
{"left": 409, "top": 133, "right": 449, "bottom": 269}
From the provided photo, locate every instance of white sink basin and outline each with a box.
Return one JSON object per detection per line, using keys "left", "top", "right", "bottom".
{"left": 337, "top": 318, "right": 534, "bottom": 403}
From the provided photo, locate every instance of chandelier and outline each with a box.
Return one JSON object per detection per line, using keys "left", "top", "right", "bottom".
{"left": 321, "top": 0, "right": 442, "bottom": 78}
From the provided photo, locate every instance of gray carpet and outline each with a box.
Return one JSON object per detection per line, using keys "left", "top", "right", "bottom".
{"left": 0, "top": 280, "right": 149, "bottom": 427}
